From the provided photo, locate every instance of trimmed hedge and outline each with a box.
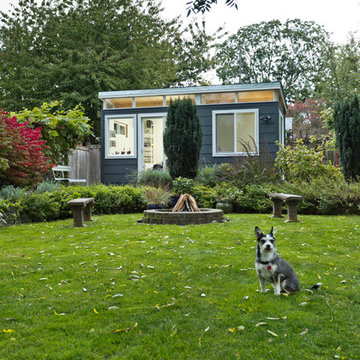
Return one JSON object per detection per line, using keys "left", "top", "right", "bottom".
{"left": 2, "top": 177, "right": 360, "bottom": 226}
{"left": 0, "top": 184, "right": 147, "bottom": 225}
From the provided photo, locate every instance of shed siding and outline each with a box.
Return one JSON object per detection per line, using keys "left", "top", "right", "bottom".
{"left": 101, "top": 102, "right": 281, "bottom": 185}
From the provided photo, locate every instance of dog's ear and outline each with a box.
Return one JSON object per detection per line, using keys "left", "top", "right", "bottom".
{"left": 255, "top": 226, "right": 263, "bottom": 240}
{"left": 270, "top": 226, "right": 274, "bottom": 236}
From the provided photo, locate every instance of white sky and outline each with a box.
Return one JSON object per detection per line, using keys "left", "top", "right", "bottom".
{"left": 1, "top": 0, "right": 359, "bottom": 44}
{"left": 160, "top": 0, "right": 360, "bottom": 44}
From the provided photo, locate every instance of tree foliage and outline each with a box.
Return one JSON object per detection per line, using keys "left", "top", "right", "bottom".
{"left": 186, "top": 0, "right": 238, "bottom": 15}
{"left": 164, "top": 99, "right": 202, "bottom": 179}
{"left": 287, "top": 99, "right": 329, "bottom": 140}
{"left": 216, "top": 19, "right": 331, "bottom": 102}
{"left": 0, "top": 0, "right": 214, "bottom": 137}
{"left": 14, "top": 101, "right": 92, "bottom": 165}
{"left": 0, "top": 112, "right": 52, "bottom": 187}
{"left": 317, "top": 35, "right": 360, "bottom": 106}
{"left": 334, "top": 95, "right": 360, "bottom": 181}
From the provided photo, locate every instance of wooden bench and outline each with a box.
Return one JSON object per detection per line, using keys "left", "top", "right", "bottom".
{"left": 269, "top": 193, "right": 303, "bottom": 223}
{"left": 52, "top": 165, "right": 87, "bottom": 185}
{"left": 67, "top": 198, "right": 95, "bottom": 227}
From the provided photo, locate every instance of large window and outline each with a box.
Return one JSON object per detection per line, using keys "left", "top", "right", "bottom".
{"left": 105, "top": 115, "right": 136, "bottom": 158}
{"left": 213, "top": 110, "right": 258, "bottom": 156}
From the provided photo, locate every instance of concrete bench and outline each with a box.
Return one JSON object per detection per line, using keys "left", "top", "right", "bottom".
{"left": 269, "top": 193, "right": 303, "bottom": 223}
{"left": 52, "top": 165, "right": 87, "bottom": 185}
{"left": 67, "top": 198, "right": 94, "bottom": 227}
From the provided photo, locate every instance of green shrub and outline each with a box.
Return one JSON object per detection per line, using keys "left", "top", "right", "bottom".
{"left": 195, "top": 165, "right": 218, "bottom": 187}
{"left": 0, "top": 185, "right": 26, "bottom": 201}
{"left": 234, "top": 184, "right": 272, "bottom": 213}
{"left": 172, "top": 177, "right": 195, "bottom": 195}
{"left": 50, "top": 185, "right": 96, "bottom": 218}
{"left": 19, "top": 193, "right": 60, "bottom": 222}
{"left": 275, "top": 137, "right": 343, "bottom": 182}
{"left": 276, "top": 177, "right": 360, "bottom": 215}
{"left": 36, "top": 181, "right": 62, "bottom": 194}
{"left": 137, "top": 169, "right": 172, "bottom": 188}
{"left": 214, "top": 182, "right": 243, "bottom": 203}
{"left": 92, "top": 185, "right": 146, "bottom": 214}
{"left": 192, "top": 185, "right": 217, "bottom": 208}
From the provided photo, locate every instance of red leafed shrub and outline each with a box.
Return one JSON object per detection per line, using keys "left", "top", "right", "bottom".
{"left": 0, "top": 111, "right": 52, "bottom": 186}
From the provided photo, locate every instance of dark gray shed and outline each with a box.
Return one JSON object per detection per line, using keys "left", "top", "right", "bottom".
{"left": 98, "top": 82, "right": 286, "bottom": 184}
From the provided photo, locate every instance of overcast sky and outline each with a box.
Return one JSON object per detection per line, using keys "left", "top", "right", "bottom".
{"left": 1, "top": 0, "right": 359, "bottom": 44}
{"left": 160, "top": 0, "right": 360, "bottom": 44}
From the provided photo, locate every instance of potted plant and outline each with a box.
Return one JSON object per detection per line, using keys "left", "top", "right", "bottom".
{"left": 215, "top": 183, "right": 243, "bottom": 213}
{"left": 141, "top": 186, "right": 172, "bottom": 209}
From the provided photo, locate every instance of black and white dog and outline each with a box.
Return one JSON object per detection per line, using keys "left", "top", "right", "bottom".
{"left": 255, "top": 226, "right": 300, "bottom": 295}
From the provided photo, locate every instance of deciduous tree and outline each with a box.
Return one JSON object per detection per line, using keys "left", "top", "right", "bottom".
{"left": 0, "top": 112, "right": 52, "bottom": 187}
{"left": 186, "top": 0, "right": 238, "bottom": 15}
{"left": 0, "top": 0, "right": 214, "bottom": 137}
{"left": 14, "top": 101, "right": 92, "bottom": 165}
{"left": 317, "top": 35, "right": 360, "bottom": 106}
{"left": 216, "top": 19, "right": 331, "bottom": 102}
{"left": 287, "top": 99, "right": 328, "bottom": 140}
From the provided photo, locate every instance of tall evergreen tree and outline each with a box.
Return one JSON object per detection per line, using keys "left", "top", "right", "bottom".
{"left": 334, "top": 95, "right": 360, "bottom": 180}
{"left": 164, "top": 99, "right": 202, "bottom": 179}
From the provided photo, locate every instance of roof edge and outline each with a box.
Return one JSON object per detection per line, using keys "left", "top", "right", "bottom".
{"left": 99, "top": 81, "right": 283, "bottom": 99}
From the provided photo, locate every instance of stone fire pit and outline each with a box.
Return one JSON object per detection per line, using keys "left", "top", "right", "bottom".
{"left": 142, "top": 208, "right": 224, "bottom": 225}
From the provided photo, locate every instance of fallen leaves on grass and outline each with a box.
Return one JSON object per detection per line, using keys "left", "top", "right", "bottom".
{"left": 265, "top": 316, "right": 287, "bottom": 321}
{"left": 300, "top": 328, "right": 309, "bottom": 336}
{"left": 255, "top": 322, "right": 267, "bottom": 327}
{"left": 2, "top": 329, "right": 15, "bottom": 333}
{"left": 113, "top": 322, "right": 138, "bottom": 333}
{"left": 267, "top": 330, "right": 278, "bottom": 337}
{"left": 228, "top": 326, "right": 245, "bottom": 333}
{"left": 53, "top": 311, "right": 65, "bottom": 316}
{"left": 198, "top": 326, "right": 210, "bottom": 347}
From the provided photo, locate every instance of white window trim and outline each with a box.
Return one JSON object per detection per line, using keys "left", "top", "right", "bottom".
{"left": 279, "top": 110, "right": 285, "bottom": 146}
{"left": 212, "top": 109, "right": 259, "bottom": 157}
{"left": 137, "top": 113, "right": 167, "bottom": 172}
{"left": 104, "top": 114, "right": 137, "bottom": 159}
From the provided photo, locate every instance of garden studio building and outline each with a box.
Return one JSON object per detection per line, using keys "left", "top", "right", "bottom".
{"left": 99, "top": 82, "right": 287, "bottom": 184}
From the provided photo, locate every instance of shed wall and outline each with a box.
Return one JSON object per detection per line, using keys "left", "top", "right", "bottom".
{"left": 101, "top": 102, "right": 282, "bottom": 185}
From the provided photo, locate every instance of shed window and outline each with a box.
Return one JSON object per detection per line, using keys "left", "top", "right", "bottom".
{"left": 213, "top": 110, "right": 258, "bottom": 156}
{"left": 201, "top": 92, "right": 235, "bottom": 104}
{"left": 105, "top": 116, "right": 136, "bottom": 158}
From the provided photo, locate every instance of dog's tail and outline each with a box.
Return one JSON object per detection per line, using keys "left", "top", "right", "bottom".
{"left": 310, "top": 283, "right": 322, "bottom": 290}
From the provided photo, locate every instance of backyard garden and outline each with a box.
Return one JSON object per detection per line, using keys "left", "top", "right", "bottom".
{"left": 1, "top": 1, "right": 360, "bottom": 358}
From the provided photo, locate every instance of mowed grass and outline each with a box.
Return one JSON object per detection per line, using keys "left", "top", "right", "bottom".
{"left": 0, "top": 214, "right": 359, "bottom": 360}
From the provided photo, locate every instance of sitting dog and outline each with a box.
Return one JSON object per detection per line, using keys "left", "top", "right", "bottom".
{"left": 255, "top": 226, "right": 300, "bottom": 295}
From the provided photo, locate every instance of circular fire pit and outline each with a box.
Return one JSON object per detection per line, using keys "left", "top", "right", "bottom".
{"left": 142, "top": 208, "right": 224, "bottom": 225}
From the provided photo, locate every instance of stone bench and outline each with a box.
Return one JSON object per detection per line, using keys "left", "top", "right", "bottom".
{"left": 67, "top": 198, "right": 94, "bottom": 227}
{"left": 269, "top": 193, "right": 303, "bottom": 223}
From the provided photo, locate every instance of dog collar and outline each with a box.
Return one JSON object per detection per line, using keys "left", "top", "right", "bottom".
{"left": 258, "top": 260, "right": 275, "bottom": 265}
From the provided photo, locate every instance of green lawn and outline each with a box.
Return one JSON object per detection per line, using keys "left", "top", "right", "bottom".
{"left": 0, "top": 214, "right": 359, "bottom": 359}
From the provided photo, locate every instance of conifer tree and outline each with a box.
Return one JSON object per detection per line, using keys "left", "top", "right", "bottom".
{"left": 164, "top": 99, "right": 202, "bottom": 179}
{"left": 334, "top": 95, "right": 360, "bottom": 180}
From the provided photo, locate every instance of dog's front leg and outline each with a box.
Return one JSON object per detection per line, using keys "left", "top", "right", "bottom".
{"left": 273, "top": 274, "right": 281, "bottom": 295}
{"left": 258, "top": 275, "right": 266, "bottom": 293}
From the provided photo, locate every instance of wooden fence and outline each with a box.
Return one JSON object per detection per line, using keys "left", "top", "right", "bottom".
{"left": 69, "top": 145, "right": 101, "bottom": 185}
